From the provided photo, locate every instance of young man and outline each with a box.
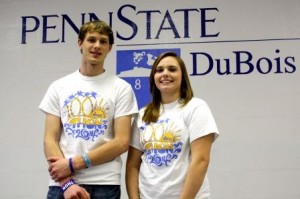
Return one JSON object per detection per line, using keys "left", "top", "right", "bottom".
{"left": 39, "top": 20, "right": 138, "bottom": 199}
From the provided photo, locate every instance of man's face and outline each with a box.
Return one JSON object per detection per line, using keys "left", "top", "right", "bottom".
{"left": 78, "top": 31, "right": 112, "bottom": 65}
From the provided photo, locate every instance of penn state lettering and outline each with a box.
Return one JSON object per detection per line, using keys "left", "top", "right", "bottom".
{"left": 20, "top": 4, "right": 219, "bottom": 44}
{"left": 117, "top": 4, "right": 219, "bottom": 40}
{"left": 21, "top": 13, "right": 108, "bottom": 44}
{"left": 190, "top": 49, "right": 297, "bottom": 75}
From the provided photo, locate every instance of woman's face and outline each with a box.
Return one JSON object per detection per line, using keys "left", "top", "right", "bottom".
{"left": 154, "top": 56, "right": 182, "bottom": 99}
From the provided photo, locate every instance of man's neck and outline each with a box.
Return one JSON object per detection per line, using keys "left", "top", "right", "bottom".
{"left": 79, "top": 62, "right": 105, "bottom": 76}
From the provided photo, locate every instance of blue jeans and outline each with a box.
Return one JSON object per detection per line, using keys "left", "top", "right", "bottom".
{"left": 47, "top": 185, "right": 121, "bottom": 199}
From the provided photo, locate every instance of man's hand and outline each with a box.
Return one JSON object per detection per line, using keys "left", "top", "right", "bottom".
{"left": 64, "top": 184, "right": 90, "bottom": 199}
{"left": 48, "top": 157, "right": 71, "bottom": 182}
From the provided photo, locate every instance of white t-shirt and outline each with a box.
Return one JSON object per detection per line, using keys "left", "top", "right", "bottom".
{"left": 130, "top": 98, "right": 219, "bottom": 199}
{"left": 39, "top": 70, "right": 138, "bottom": 186}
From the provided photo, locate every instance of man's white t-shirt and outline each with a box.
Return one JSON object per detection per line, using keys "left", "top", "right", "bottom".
{"left": 39, "top": 70, "right": 138, "bottom": 186}
{"left": 130, "top": 98, "right": 219, "bottom": 199}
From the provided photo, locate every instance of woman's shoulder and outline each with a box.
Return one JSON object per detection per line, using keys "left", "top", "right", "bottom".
{"left": 186, "top": 97, "right": 208, "bottom": 108}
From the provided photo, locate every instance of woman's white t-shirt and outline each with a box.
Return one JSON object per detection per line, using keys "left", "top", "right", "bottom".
{"left": 130, "top": 98, "right": 219, "bottom": 199}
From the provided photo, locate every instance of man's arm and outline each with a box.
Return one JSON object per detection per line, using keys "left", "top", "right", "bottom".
{"left": 44, "top": 113, "right": 63, "bottom": 160}
{"left": 49, "top": 115, "right": 133, "bottom": 181}
{"left": 80, "top": 115, "right": 132, "bottom": 166}
{"left": 44, "top": 113, "right": 90, "bottom": 199}
{"left": 44, "top": 113, "right": 71, "bottom": 181}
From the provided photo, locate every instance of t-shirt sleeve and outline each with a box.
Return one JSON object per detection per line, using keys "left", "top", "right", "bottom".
{"left": 185, "top": 99, "right": 219, "bottom": 143}
{"left": 129, "top": 115, "right": 143, "bottom": 152}
{"left": 114, "top": 81, "right": 138, "bottom": 118}
{"left": 38, "top": 82, "right": 61, "bottom": 117}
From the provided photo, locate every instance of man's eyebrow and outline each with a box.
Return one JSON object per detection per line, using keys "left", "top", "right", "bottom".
{"left": 86, "top": 35, "right": 96, "bottom": 39}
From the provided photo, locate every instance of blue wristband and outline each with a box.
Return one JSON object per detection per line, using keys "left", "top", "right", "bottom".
{"left": 81, "top": 153, "right": 92, "bottom": 168}
{"left": 61, "top": 178, "right": 75, "bottom": 192}
{"left": 69, "top": 158, "right": 75, "bottom": 173}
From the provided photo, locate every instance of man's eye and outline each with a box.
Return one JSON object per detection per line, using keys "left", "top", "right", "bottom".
{"left": 88, "top": 38, "right": 96, "bottom": 42}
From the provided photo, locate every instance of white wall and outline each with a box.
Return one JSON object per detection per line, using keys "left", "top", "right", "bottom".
{"left": 0, "top": 0, "right": 299, "bottom": 198}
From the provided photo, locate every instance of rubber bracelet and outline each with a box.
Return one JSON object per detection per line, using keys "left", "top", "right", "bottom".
{"left": 61, "top": 178, "right": 75, "bottom": 192}
{"left": 69, "top": 158, "right": 75, "bottom": 173}
{"left": 81, "top": 153, "right": 92, "bottom": 168}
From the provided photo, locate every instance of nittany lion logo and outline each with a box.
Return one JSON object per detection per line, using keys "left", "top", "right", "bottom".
{"left": 133, "top": 51, "right": 157, "bottom": 67}
{"left": 116, "top": 48, "right": 181, "bottom": 109}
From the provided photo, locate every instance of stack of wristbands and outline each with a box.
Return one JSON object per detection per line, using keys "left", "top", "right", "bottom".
{"left": 82, "top": 153, "right": 92, "bottom": 168}
{"left": 63, "top": 153, "right": 92, "bottom": 192}
{"left": 68, "top": 153, "right": 92, "bottom": 173}
{"left": 69, "top": 158, "right": 75, "bottom": 173}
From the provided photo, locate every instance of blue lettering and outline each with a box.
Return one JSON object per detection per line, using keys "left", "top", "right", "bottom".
{"left": 190, "top": 50, "right": 296, "bottom": 76}
{"left": 234, "top": 51, "right": 254, "bottom": 75}
{"left": 174, "top": 8, "right": 199, "bottom": 38}
{"left": 284, "top": 57, "right": 296, "bottom": 73}
{"left": 137, "top": 10, "right": 161, "bottom": 39}
{"left": 21, "top": 13, "right": 106, "bottom": 44}
{"left": 274, "top": 49, "right": 297, "bottom": 74}
{"left": 42, "top": 15, "right": 59, "bottom": 43}
{"left": 87, "top": 12, "right": 100, "bottom": 22}
{"left": 190, "top": 52, "right": 214, "bottom": 75}
{"left": 216, "top": 58, "right": 232, "bottom": 75}
{"left": 21, "top": 5, "right": 221, "bottom": 44}
{"left": 21, "top": 16, "right": 40, "bottom": 44}
{"left": 256, "top": 57, "right": 272, "bottom": 74}
{"left": 61, "top": 14, "right": 82, "bottom": 42}
{"left": 274, "top": 49, "right": 283, "bottom": 74}
{"left": 155, "top": 10, "right": 180, "bottom": 39}
{"left": 117, "top": 4, "right": 138, "bottom": 40}
{"left": 200, "top": 8, "right": 220, "bottom": 37}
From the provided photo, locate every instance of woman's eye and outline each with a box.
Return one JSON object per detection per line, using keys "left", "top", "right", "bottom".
{"left": 155, "top": 67, "right": 163, "bottom": 72}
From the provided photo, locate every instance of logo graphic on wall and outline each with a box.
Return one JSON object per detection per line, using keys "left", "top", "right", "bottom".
{"left": 117, "top": 48, "right": 181, "bottom": 108}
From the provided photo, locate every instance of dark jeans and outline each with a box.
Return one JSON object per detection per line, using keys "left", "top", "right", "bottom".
{"left": 47, "top": 185, "right": 121, "bottom": 199}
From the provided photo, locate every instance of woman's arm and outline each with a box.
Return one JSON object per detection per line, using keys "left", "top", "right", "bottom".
{"left": 179, "top": 133, "right": 214, "bottom": 199}
{"left": 126, "top": 146, "right": 143, "bottom": 199}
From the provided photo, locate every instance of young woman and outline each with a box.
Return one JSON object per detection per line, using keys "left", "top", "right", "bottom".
{"left": 126, "top": 52, "right": 219, "bottom": 199}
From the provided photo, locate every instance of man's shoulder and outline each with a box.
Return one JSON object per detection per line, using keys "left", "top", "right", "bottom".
{"left": 51, "top": 71, "right": 77, "bottom": 84}
{"left": 106, "top": 73, "right": 131, "bottom": 87}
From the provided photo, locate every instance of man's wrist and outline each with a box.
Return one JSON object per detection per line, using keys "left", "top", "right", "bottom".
{"left": 72, "top": 154, "right": 90, "bottom": 170}
{"left": 81, "top": 153, "right": 92, "bottom": 168}
{"left": 61, "top": 178, "right": 76, "bottom": 192}
{"left": 69, "top": 158, "right": 75, "bottom": 173}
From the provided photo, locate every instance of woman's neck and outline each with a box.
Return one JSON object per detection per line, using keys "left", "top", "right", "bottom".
{"left": 161, "top": 93, "right": 180, "bottom": 104}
